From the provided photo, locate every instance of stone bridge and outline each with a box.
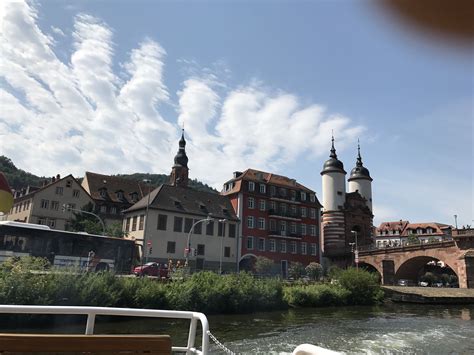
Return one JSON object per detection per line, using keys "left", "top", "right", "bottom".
{"left": 358, "top": 229, "right": 474, "bottom": 289}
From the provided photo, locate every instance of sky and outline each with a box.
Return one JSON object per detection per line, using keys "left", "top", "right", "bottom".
{"left": 0, "top": 0, "right": 472, "bottom": 227}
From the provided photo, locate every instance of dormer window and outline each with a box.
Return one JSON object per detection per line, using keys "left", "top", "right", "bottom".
{"left": 99, "top": 188, "right": 107, "bottom": 198}
{"left": 174, "top": 200, "right": 182, "bottom": 209}
{"left": 300, "top": 191, "right": 306, "bottom": 201}
{"left": 427, "top": 228, "right": 433, "bottom": 234}
{"left": 116, "top": 190, "right": 124, "bottom": 200}
{"left": 130, "top": 192, "right": 138, "bottom": 202}
{"left": 310, "top": 194, "right": 315, "bottom": 202}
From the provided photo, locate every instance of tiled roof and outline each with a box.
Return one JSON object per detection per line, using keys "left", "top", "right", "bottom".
{"left": 223, "top": 168, "right": 315, "bottom": 193}
{"left": 83, "top": 172, "right": 148, "bottom": 204}
{"left": 402, "top": 222, "right": 447, "bottom": 236}
{"left": 376, "top": 220, "right": 409, "bottom": 233}
{"left": 12, "top": 174, "right": 85, "bottom": 202}
{"left": 125, "top": 184, "right": 239, "bottom": 221}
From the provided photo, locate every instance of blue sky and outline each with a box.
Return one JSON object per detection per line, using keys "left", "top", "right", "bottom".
{"left": 0, "top": 0, "right": 472, "bottom": 226}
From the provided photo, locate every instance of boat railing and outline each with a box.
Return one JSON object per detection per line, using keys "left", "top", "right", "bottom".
{"left": 0, "top": 305, "right": 209, "bottom": 354}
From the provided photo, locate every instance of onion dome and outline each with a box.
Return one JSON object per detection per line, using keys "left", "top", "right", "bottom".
{"left": 348, "top": 141, "right": 372, "bottom": 181}
{"left": 321, "top": 135, "right": 346, "bottom": 175}
{"left": 173, "top": 129, "right": 188, "bottom": 168}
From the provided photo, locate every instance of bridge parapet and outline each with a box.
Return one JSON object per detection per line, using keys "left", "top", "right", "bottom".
{"left": 359, "top": 240, "right": 456, "bottom": 256}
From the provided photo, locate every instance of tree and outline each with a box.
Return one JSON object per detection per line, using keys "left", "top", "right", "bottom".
{"left": 406, "top": 233, "right": 421, "bottom": 245}
{"left": 254, "top": 256, "right": 274, "bottom": 275}
{"left": 421, "top": 272, "right": 437, "bottom": 285}
{"left": 305, "top": 262, "right": 323, "bottom": 281}
{"left": 288, "top": 262, "right": 305, "bottom": 280}
{"left": 68, "top": 202, "right": 103, "bottom": 235}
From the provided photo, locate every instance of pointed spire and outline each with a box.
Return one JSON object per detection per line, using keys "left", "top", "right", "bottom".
{"left": 179, "top": 128, "right": 186, "bottom": 149}
{"left": 174, "top": 129, "right": 188, "bottom": 168}
{"left": 356, "top": 139, "right": 363, "bottom": 167}
{"left": 330, "top": 133, "right": 338, "bottom": 159}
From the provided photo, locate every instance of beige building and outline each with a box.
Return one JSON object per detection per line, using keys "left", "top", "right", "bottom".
{"left": 7, "top": 174, "right": 93, "bottom": 230}
{"left": 123, "top": 131, "right": 240, "bottom": 272}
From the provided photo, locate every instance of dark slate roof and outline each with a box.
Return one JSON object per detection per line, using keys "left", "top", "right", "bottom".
{"left": 125, "top": 184, "right": 239, "bottom": 221}
{"left": 348, "top": 145, "right": 372, "bottom": 182}
{"left": 84, "top": 172, "right": 148, "bottom": 204}
{"left": 321, "top": 137, "right": 346, "bottom": 175}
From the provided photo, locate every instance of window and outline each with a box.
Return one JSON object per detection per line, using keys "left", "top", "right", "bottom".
{"left": 99, "top": 188, "right": 107, "bottom": 198}
{"left": 259, "top": 184, "right": 266, "bottom": 193}
{"left": 218, "top": 221, "right": 226, "bottom": 237}
{"left": 290, "top": 223, "right": 297, "bottom": 234}
{"left": 258, "top": 238, "right": 265, "bottom": 251}
{"left": 248, "top": 181, "right": 255, "bottom": 191}
{"left": 117, "top": 191, "right": 124, "bottom": 200}
{"left": 300, "top": 191, "right": 306, "bottom": 201}
{"left": 291, "top": 241, "right": 297, "bottom": 254}
{"left": 291, "top": 190, "right": 296, "bottom": 200}
{"left": 206, "top": 221, "right": 214, "bottom": 236}
{"left": 194, "top": 219, "right": 202, "bottom": 234}
{"left": 126, "top": 217, "right": 131, "bottom": 231}
{"left": 49, "top": 219, "right": 56, "bottom": 228}
{"left": 291, "top": 205, "right": 297, "bottom": 216}
{"left": 73, "top": 189, "right": 80, "bottom": 198}
{"left": 301, "top": 224, "right": 307, "bottom": 235}
{"left": 229, "top": 224, "right": 236, "bottom": 238}
{"left": 301, "top": 207, "right": 307, "bottom": 218}
{"left": 40, "top": 199, "right": 49, "bottom": 209}
{"left": 100, "top": 205, "right": 107, "bottom": 213}
{"left": 310, "top": 225, "right": 317, "bottom": 236}
{"left": 247, "top": 216, "right": 254, "bottom": 229}
{"left": 132, "top": 216, "right": 137, "bottom": 231}
{"left": 224, "top": 247, "right": 231, "bottom": 258}
{"left": 173, "top": 217, "right": 183, "bottom": 232}
{"left": 167, "top": 241, "right": 176, "bottom": 254}
{"left": 301, "top": 242, "right": 307, "bottom": 255}
{"left": 259, "top": 199, "right": 266, "bottom": 211}
{"left": 269, "top": 239, "right": 276, "bottom": 252}
{"left": 38, "top": 218, "right": 45, "bottom": 225}
{"left": 247, "top": 236, "right": 254, "bottom": 250}
{"left": 157, "top": 214, "right": 167, "bottom": 230}
{"left": 337, "top": 191, "right": 343, "bottom": 196}
{"left": 280, "top": 203, "right": 287, "bottom": 214}
{"left": 139, "top": 214, "right": 145, "bottom": 230}
{"left": 248, "top": 197, "right": 255, "bottom": 209}
{"left": 417, "top": 228, "right": 422, "bottom": 235}
{"left": 55, "top": 187, "right": 63, "bottom": 195}
{"left": 51, "top": 201, "right": 59, "bottom": 211}
{"left": 66, "top": 180, "right": 72, "bottom": 187}
{"left": 184, "top": 218, "right": 193, "bottom": 233}
{"left": 427, "top": 228, "right": 433, "bottom": 234}
{"left": 280, "top": 240, "right": 287, "bottom": 253}
{"left": 197, "top": 244, "right": 205, "bottom": 256}
{"left": 310, "top": 208, "right": 317, "bottom": 219}
{"left": 279, "top": 188, "right": 287, "bottom": 197}
{"left": 270, "top": 185, "right": 276, "bottom": 196}
{"left": 269, "top": 201, "right": 276, "bottom": 211}
{"left": 310, "top": 243, "right": 317, "bottom": 256}
{"left": 270, "top": 219, "right": 277, "bottom": 232}
{"left": 310, "top": 194, "right": 316, "bottom": 202}
{"left": 280, "top": 221, "right": 286, "bottom": 232}
{"left": 111, "top": 206, "right": 117, "bottom": 214}
{"left": 258, "top": 218, "right": 266, "bottom": 230}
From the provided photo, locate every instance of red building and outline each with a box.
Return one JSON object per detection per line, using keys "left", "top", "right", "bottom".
{"left": 221, "top": 169, "right": 322, "bottom": 277}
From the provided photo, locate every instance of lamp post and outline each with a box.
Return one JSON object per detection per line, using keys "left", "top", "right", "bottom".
{"left": 143, "top": 179, "right": 152, "bottom": 263}
{"left": 218, "top": 219, "right": 227, "bottom": 274}
{"left": 62, "top": 204, "right": 105, "bottom": 235}
{"left": 351, "top": 230, "right": 359, "bottom": 270}
{"left": 185, "top": 215, "right": 213, "bottom": 269}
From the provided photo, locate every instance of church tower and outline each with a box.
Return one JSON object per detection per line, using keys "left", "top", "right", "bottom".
{"left": 348, "top": 141, "right": 373, "bottom": 211}
{"left": 170, "top": 129, "right": 189, "bottom": 188}
{"left": 320, "top": 136, "right": 346, "bottom": 257}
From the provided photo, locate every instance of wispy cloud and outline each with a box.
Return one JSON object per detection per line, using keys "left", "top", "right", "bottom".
{"left": 0, "top": 0, "right": 365, "bottom": 190}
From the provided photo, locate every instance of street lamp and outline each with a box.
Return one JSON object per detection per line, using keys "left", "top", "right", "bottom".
{"left": 351, "top": 230, "right": 359, "bottom": 270}
{"left": 143, "top": 179, "right": 152, "bottom": 263}
{"left": 185, "top": 215, "right": 213, "bottom": 269}
{"left": 218, "top": 219, "right": 227, "bottom": 274}
{"left": 62, "top": 204, "right": 105, "bottom": 235}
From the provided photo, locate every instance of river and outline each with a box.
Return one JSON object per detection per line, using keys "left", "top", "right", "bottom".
{"left": 4, "top": 303, "right": 474, "bottom": 354}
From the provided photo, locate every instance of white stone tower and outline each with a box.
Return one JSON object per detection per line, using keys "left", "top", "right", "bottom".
{"left": 320, "top": 136, "right": 346, "bottom": 256}
{"left": 348, "top": 141, "right": 373, "bottom": 211}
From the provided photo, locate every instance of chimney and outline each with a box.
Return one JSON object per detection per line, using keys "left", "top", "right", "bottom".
{"left": 56, "top": 174, "right": 60, "bottom": 180}
{"left": 51, "top": 176, "right": 56, "bottom": 183}
{"left": 233, "top": 171, "right": 242, "bottom": 178}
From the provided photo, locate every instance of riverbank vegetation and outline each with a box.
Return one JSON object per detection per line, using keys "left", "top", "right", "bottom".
{"left": 0, "top": 257, "right": 382, "bottom": 314}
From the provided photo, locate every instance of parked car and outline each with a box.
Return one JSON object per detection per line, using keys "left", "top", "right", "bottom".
{"left": 133, "top": 262, "right": 169, "bottom": 278}
{"left": 418, "top": 281, "right": 429, "bottom": 287}
{"left": 433, "top": 282, "right": 443, "bottom": 287}
{"left": 397, "top": 279, "right": 409, "bottom": 286}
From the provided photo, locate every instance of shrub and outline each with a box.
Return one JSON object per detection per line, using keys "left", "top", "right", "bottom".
{"left": 254, "top": 257, "right": 274, "bottom": 275}
{"left": 337, "top": 268, "right": 383, "bottom": 305}
{"left": 283, "top": 284, "right": 349, "bottom": 307}
{"left": 305, "top": 262, "right": 323, "bottom": 281}
{"left": 288, "top": 262, "right": 305, "bottom": 280}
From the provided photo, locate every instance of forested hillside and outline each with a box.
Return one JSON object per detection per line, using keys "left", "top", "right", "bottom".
{"left": 0, "top": 156, "right": 217, "bottom": 194}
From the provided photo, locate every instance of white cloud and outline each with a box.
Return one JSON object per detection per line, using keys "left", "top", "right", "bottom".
{"left": 0, "top": 0, "right": 365, "bottom": 191}
{"left": 51, "top": 26, "right": 65, "bottom": 37}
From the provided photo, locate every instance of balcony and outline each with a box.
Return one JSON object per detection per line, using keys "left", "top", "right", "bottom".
{"left": 268, "top": 230, "right": 303, "bottom": 239}
{"left": 268, "top": 209, "right": 301, "bottom": 221}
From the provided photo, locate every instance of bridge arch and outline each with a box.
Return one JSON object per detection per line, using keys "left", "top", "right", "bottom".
{"left": 395, "top": 255, "right": 458, "bottom": 286}
{"left": 239, "top": 253, "right": 257, "bottom": 272}
{"left": 358, "top": 262, "right": 382, "bottom": 282}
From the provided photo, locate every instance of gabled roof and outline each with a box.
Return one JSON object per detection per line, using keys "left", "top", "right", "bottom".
{"left": 402, "top": 222, "right": 449, "bottom": 236}
{"left": 83, "top": 172, "right": 148, "bottom": 204}
{"left": 222, "top": 168, "right": 315, "bottom": 194}
{"left": 125, "top": 184, "right": 239, "bottom": 221}
{"left": 376, "top": 220, "right": 410, "bottom": 233}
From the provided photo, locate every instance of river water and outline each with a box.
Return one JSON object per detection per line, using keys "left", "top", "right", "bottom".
{"left": 4, "top": 303, "right": 474, "bottom": 354}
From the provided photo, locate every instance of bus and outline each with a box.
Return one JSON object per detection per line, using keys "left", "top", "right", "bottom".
{"left": 0, "top": 221, "right": 136, "bottom": 273}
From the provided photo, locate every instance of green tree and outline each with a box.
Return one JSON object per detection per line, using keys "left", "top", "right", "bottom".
{"left": 254, "top": 256, "right": 274, "bottom": 275}
{"left": 406, "top": 233, "right": 421, "bottom": 245}
{"left": 305, "top": 262, "right": 323, "bottom": 281}
{"left": 421, "top": 272, "right": 436, "bottom": 285}
{"left": 288, "top": 262, "right": 305, "bottom": 280}
{"left": 68, "top": 202, "right": 104, "bottom": 235}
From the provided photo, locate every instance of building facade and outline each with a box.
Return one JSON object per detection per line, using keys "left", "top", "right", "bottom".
{"left": 375, "top": 221, "right": 452, "bottom": 247}
{"left": 123, "top": 131, "right": 240, "bottom": 272}
{"left": 222, "top": 169, "right": 322, "bottom": 277}
{"left": 6, "top": 174, "right": 93, "bottom": 230}
{"left": 321, "top": 138, "right": 374, "bottom": 267}
{"left": 81, "top": 172, "right": 149, "bottom": 227}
